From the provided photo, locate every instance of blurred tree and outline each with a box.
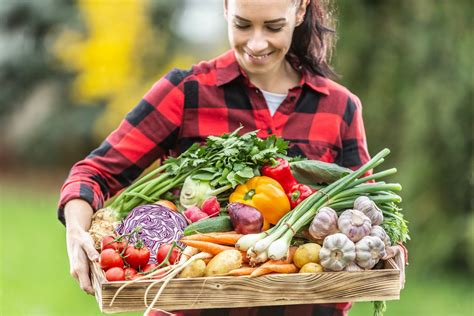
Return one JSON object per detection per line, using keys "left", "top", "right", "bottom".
{"left": 52, "top": 0, "right": 195, "bottom": 140}
{"left": 0, "top": 0, "right": 193, "bottom": 166}
{"left": 335, "top": 0, "right": 472, "bottom": 275}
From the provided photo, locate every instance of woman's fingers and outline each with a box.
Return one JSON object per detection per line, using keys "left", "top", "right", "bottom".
{"left": 76, "top": 261, "right": 95, "bottom": 295}
{"left": 81, "top": 233, "right": 100, "bottom": 262}
{"left": 67, "top": 229, "right": 98, "bottom": 295}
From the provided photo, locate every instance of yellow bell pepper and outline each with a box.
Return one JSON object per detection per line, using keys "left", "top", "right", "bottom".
{"left": 229, "top": 176, "right": 291, "bottom": 230}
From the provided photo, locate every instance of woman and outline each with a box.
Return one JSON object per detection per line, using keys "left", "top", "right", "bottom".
{"left": 60, "top": 1, "right": 370, "bottom": 315}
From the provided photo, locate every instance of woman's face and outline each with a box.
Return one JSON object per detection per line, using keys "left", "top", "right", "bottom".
{"left": 225, "top": 0, "right": 305, "bottom": 76}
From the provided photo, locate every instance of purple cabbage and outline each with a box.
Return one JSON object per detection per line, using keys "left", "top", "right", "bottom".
{"left": 116, "top": 204, "right": 188, "bottom": 264}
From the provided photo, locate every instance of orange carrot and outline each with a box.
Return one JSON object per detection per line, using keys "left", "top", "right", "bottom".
{"left": 250, "top": 263, "right": 298, "bottom": 277}
{"left": 250, "top": 267, "right": 273, "bottom": 277}
{"left": 264, "top": 264, "right": 298, "bottom": 274}
{"left": 181, "top": 232, "right": 243, "bottom": 245}
{"left": 179, "top": 240, "right": 235, "bottom": 255}
{"left": 226, "top": 267, "right": 258, "bottom": 276}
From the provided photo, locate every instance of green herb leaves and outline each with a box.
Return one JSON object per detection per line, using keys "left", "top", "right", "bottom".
{"left": 112, "top": 127, "right": 289, "bottom": 218}
{"left": 165, "top": 127, "right": 288, "bottom": 188}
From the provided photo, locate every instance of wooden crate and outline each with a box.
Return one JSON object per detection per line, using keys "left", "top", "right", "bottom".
{"left": 90, "top": 258, "right": 401, "bottom": 314}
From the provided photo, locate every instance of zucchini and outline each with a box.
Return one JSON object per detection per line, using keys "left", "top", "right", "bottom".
{"left": 184, "top": 216, "right": 233, "bottom": 236}
{"left": 290, "top": 160, "right": 352, "bottom": 186}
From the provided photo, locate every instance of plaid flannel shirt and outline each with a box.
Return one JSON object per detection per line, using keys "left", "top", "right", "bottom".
{"left": 59, "top": 49, "right": 371, "bottom": 316}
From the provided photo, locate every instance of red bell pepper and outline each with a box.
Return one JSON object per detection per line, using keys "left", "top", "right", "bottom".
{"left": 261, "top": 158, "right": 297, "bottom": 192}
{"left": 287, "top": 183, "right": 315, "bottom": 209}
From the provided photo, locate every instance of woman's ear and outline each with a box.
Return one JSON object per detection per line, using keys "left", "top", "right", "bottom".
{"left": 296, "top": 0, "right": 309, "bottom": 25}
{"left": 223, "top": 0, "right": 228, "bottom": 21}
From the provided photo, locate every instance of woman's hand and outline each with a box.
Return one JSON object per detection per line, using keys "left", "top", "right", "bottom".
{"left": 64, "top": 199, "right": 100, "bottom": 295}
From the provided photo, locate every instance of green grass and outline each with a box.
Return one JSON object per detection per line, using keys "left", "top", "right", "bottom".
{"left": 1, "top": 183, "right": 472, "bottom": 316}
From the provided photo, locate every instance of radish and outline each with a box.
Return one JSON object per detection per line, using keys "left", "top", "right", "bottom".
{"left": 183, "top": 206, "right": 208, "bottom": 223}
{"left": 201, "top": 197, "right": 220, "bottom": 217}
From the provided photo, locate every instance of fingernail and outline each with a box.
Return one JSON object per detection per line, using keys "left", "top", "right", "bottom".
{"left": 92, "top": 255, "right": 99, "bottom": 262}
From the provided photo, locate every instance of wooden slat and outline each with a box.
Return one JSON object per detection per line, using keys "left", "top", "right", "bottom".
{"left": 90, "top": 259, "right": 401, "bottom": 314}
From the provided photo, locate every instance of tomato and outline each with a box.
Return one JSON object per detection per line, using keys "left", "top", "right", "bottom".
{"left": 101, "top": 235, "right": 127, "bottom": 252}
{"left": 123, "top": 244, "right": 150, "bottom": 270}
{"left": 130, "top": 274, "right": 143, "bottom": 280}
{"left": 105, "top": 267, "right": 125, "bottom": 282}
{"left": 156, "top": 244, "right": 181, "bottom": 265}
{"left": 124, "top": 267, "right": 137, "bottom": 280}
{"left": 155, "top": 200, "right": 178, "bottom": 212}
{"left": 100, "top": 249, "right": 124, "bottom": 271}
{"left": 141, "top": 263, "right": 158, "bottom": 274}
{"left": 141, "top": 263, "right": 165, "bottom": 279}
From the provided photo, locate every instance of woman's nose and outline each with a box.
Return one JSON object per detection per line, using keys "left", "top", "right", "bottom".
{"left": 246, "top": 31, "right": 268, "bottom": 53}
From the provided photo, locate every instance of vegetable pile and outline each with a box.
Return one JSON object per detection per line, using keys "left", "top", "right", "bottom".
{"left": 88, "top": 128, "right": 410, "bottom": 316}
{"left": 109, "top": 127, "right": 288, "bottom": 218}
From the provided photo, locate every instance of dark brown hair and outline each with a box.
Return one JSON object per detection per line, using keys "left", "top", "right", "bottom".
{"left": 287, "top": 0, "right": 338, "bottom": 79}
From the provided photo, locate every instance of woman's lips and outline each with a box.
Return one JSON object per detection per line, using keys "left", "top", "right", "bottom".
{"left": 244, "top": 51, "right": 273, "bottom": 65}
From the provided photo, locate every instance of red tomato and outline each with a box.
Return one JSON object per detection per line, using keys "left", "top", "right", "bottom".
{"left": 101, "top": 235, "right": 127, "bottom": 252}
{"left": 124, "top": 267, "right": 137, "bottom": 280}
{"left": 105, "top": 267, "right": 125, "bottom": 282}
{"left": 130, "top": 274, "right": 143, "bottom": 280}
{"left": 100, "top": 249, "right": 124, "bottom": 271}
{"left": 141, "top": 263, "right": 166, "bottom": 279}
{"left": 141, "top": 263, "right": 158, "bottom": 274}
{"left": 124, "top": 245, "right": 150, "bottom": 270}
{"left": 156, "top": 244, "right": 181, "bottom": 265}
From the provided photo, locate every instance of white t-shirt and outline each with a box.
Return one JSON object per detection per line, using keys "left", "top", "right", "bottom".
{"left": 261, "top": 89, "right": 287, "bottom": 116}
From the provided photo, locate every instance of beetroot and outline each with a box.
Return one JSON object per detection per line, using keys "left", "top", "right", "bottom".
{"left": 227, "top": 202, "right": 263, "bottom": 234}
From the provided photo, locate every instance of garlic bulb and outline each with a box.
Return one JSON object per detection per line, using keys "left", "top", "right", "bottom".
{"left": 319, "top": 233, "right": 355, "bottom": 271}
{"left": 355, "top": 236, "right": 386, "bottom": 269}
{"left": 337, "top": 209, "right": 372, "bottom": 242}
{"left": 370, "top": 225, "right": 391, "bottom": 247}
{"left": 309, "top": 207, "right": 339, "bottom": 240}
{"left": 344, "top": 262, "right": 364, "bottom": 272}
{"left": 354, "top": 196, "right": 384, "bottom": 225}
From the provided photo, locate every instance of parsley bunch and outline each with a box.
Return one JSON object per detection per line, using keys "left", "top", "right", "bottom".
{"left": 111, "top": 127, "right": 288, "bottom": 218}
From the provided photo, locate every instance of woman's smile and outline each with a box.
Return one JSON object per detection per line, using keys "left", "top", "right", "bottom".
{"left": 244, "top": 50, "right": 274, "bottom": 64}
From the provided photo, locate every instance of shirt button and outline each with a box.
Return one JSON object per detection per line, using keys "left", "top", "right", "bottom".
{"left": 255, "top": 89, "right": 259, "bottom": 94}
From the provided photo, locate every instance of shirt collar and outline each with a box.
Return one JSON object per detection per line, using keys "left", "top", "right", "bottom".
{"left": 300, "top": 69, "right": 330, "bottom": 95}
{"left": 215, "top": 50, "right": 330, "bottom": 96}
{"left": 215, "top": 50, "right": 242, "bottom": 86}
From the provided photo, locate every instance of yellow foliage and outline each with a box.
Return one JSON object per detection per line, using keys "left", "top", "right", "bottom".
{"left": 54, "top": 0, "right": 148, "bottom": 102}
{"left": 52, "top": 0, "right": 201, "bottom": 139}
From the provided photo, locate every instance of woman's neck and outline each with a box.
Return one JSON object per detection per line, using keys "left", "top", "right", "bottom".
{"left": 247, "top": 60, "right": 301, "bottom": 94}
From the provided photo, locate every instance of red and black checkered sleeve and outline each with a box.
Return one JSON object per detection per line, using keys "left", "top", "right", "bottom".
{"left": 341, "top": 94, "right": 371, "bottom": 172}
{"left": 57, "top": 68, "right": 191, "bottom": 225}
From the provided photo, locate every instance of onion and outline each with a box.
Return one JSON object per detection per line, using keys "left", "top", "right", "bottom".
{"left": 116, "top": 204, "right": 188, "bottom": 264}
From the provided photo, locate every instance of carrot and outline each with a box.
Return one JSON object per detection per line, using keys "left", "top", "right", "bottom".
{"left": 226, "top": 267, "right": 258, "bottom": 276}
{"left": 250, "top": 263, "right": 298, "bottom": 277}
{"left": 250, "top": 267, "right": 273, "bottom": 277}
{"left": 181, "top": 232, "right": 243, "bottom": 245}
{"left": 264, "top": 264, "right": 298, "bottom": 274}
{"left": 179, "top": 240, "right": 235, "bottom": 255}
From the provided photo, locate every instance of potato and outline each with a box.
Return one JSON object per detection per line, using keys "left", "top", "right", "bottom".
{"left": 205, "top": 249, "right": 242, "bottom": 276}
{"left": 178, "top": 259, "right": 206, "bottom": 278}
{"left": 293, "top": 243, "right": 321, "bottom": 268}
{"left": 299, "top": 262, "right": 323, "bottom": 273}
